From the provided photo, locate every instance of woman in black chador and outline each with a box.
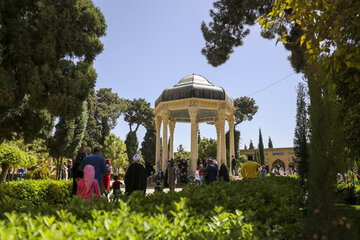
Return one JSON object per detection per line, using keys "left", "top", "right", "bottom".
{"left": 218, "top": 163, "right": 230, "bottom": 183}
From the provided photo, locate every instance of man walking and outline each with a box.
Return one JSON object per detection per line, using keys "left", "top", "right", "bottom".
{"left": 78, "top": 147, "right": 109, "bottom": 192}
{"left": 240, "top": 155, "right": 260, "bottom": 179}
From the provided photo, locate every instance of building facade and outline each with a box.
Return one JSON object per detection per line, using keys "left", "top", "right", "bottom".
{"left": 240, "top": 147, "right": 296, "bottom": 172}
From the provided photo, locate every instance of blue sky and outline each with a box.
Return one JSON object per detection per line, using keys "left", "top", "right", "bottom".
{"left": 92, "top": 0, "right": 304, "bottom": 151}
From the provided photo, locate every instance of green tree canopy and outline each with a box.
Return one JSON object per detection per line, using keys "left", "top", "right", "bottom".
{"left": 123, "top": 98, "right": 154, "bottom": 163}
{"left": 123, "top": 98, "right": 155, "bottom": 132}
{"left": 0, "top": 99, "right": 54, "bottom": 144}
{"left": 81, "top": 88, "right": 126, "bottom": 153}
{"left": 102, "top": 133, "right": 128, "bottom": 170}
{"left": 198, "top": 137, "right": 217, "bottom": 160}
{"left": 0, "top": 141, "right": 36, "bottom": 182}
{"left": 234, "top": 97, "right": 259, "bottom": 126}
{"left": 0, "top": 0, "right": 106, "bottom": 118}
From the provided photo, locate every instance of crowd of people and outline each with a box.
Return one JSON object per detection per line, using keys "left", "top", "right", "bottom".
{"left": 11, "top": 146, "right": 359, "bottom": 202}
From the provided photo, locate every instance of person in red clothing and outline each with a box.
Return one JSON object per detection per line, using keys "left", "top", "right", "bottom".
{"left": 76, "top": 165, "right": 101, "bottom": 201}
{"left": 102, "top": 159, "right": 112, "bottom": 196}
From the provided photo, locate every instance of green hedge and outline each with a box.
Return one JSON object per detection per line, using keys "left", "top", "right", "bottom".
{"left": 336, "top": 184, "right": 360, "bottom": 205}
{"left": 0, "top": 198, "right": 253, "bottom": 240}
{"left": 0, "top": 179, "right": 72, "bottom": 205}
{"left": 0, "top": 177, "right": 305, "bottom": 239}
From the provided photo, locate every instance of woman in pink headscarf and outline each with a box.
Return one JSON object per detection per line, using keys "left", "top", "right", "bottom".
{"left": 76, "top": 165, "right": 101, "bottom": 201}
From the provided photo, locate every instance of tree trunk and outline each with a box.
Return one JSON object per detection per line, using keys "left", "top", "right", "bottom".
{"left": 11, "top": 166, "right": 16, "bottom": 181}
{"left": 0, "top": 163, "right": 11, "bottom": 183}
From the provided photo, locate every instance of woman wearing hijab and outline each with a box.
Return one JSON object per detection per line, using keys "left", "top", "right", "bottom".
{"left": 103, "top": 159, "right": 112, "bottom": 196}
{"left": 72, "top": 151, "right": 87, "bottom": 195}
{"left": 218, "top": 163, "right": 230, "bottom": 182}
{"left": 76, "top": 165, "right": 101, "bottom": 201}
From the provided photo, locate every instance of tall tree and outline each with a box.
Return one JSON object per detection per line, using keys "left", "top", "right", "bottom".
{"left": 81, "top": 88, "right": 125, "bottom": 153}
{"left": 140, "top": 125, "right": 156, "bottom": 165}
{"left": 123, "top": 98, "right": 154, "bottom": 133}
{"left": 294, "top": 82, "right": 309, "bottom": 188}
{"left": 96, "top": 88, "right": 126, "bottom": 146}
{"left": 48, "top": 101, "right": 88, "bottom": 179}
{"left": 233, "top": 97, "right": 259, "bottom": 126}
{"left": 0, "top": 0, "right": 106, "bottom": 119}
{"left": 124, "top": 131, "right": 138, "bottom": 164}
{"left": 102, "top": 133, "right": 128, "bottom": 170}
{"left": 244, "top": 144, "right": 247, "bottom": 150}
{"left": 268, "top": 137, "right": 273, "bottom": 148}
{"left": 261, "top": 2, "right": 356, "bottom": 238}
{"left": 249, "top": 140, "right": 254, "bottom": 149}
{"left": 258, "top": 129, "right": 265, "bottom": 165}
{"left": 123, "top": 98, "right": 154, "bottom": 163}
{"left": 226, "top": 129, "right": 240, "bottom": 159}
{"left": 254, "top": 149, "right": 261, "bottom": 165}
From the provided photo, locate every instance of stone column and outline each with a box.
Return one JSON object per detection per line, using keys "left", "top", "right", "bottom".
{"left": 228, "top": 115, "right": 235, "bottom": 166}
{"left": 218, "top": 109, "right": 226, "bottom": 166}
{"left": 162, "top": 110, "right": 170, "bottom": 172}
{"left": 195, "top": 122, "right": 199, "bottom": 162}
{"left": 169, "top": 120, "right": 176, "bottom": 159}
{"left": 155, "top": 115, "right": 162, "bottom": 173}
{"left": 188, "top": 107, "right": 198, "bottom": 175}
{"left": 215, "top": 120, "right": 221, "bottom": 166}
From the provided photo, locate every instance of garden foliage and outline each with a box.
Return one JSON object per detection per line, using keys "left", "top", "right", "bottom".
{"left": 0, "top": 177, "right": 305, "bottom": 239}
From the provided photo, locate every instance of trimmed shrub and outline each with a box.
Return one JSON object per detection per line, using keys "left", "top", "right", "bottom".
{"left": 0, "top": 179, "right": 72, "bottom": 205}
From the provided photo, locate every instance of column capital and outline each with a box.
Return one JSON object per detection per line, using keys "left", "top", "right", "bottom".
{"left": 188, "top": 107, "right": 198, "bottom": 122}
{"left": 161, "top": 110, "right": 170, "bottom": 120}
{"left": 155, "top": 115, "right": 162, "bottom": 129}
{"left": 227, "top": 115, "right": 235, "bottom": 126}
{"left": 217, "top": 108, "right": 226, "bottom": 121}
{"left": 169, "top": 120, "right": 176, "bottom": 133}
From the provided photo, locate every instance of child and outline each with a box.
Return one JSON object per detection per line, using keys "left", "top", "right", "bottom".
{"left": 195, "top": 169, "right": 201, "bottom": 185}
{"left": 111, "top": 175, "right": 123, "bottom": 201}
{"left": 76, "top": 165, "right": 101, "bottom": 201}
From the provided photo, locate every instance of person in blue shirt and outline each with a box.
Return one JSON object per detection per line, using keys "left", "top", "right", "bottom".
{"left": 78, "top": 147, "right": 109, "bottom": 193}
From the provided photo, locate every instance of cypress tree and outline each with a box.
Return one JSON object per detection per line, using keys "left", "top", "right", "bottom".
{"left": 226, "top": 128, "right": 240, "bottom": 159}
{"left": 306, "top": 65, "right": 345, "bottom": 239}
{"left": 249, "top": 140, "right": 254, "bottom": 149}
{"left": 125, "top": 131, "right": 138, "bottom": 164}
{"left": 141, "top": 126, "right": 156, "bottom": 165}
{"left": 268, "top": 137, "right": 273, "bottom": 148}
{"left": 258, "top": 129, "right": 265, "bottom": 165}
{"left": 294, "top": 82, "right": 309, "bottom": 188}
{"left": 255, "top": 149, "right": 261, "bottom": 165}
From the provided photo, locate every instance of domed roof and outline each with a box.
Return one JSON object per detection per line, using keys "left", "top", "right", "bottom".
{"left": 155, "top": 74, "right": 233, "bottom": 107}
